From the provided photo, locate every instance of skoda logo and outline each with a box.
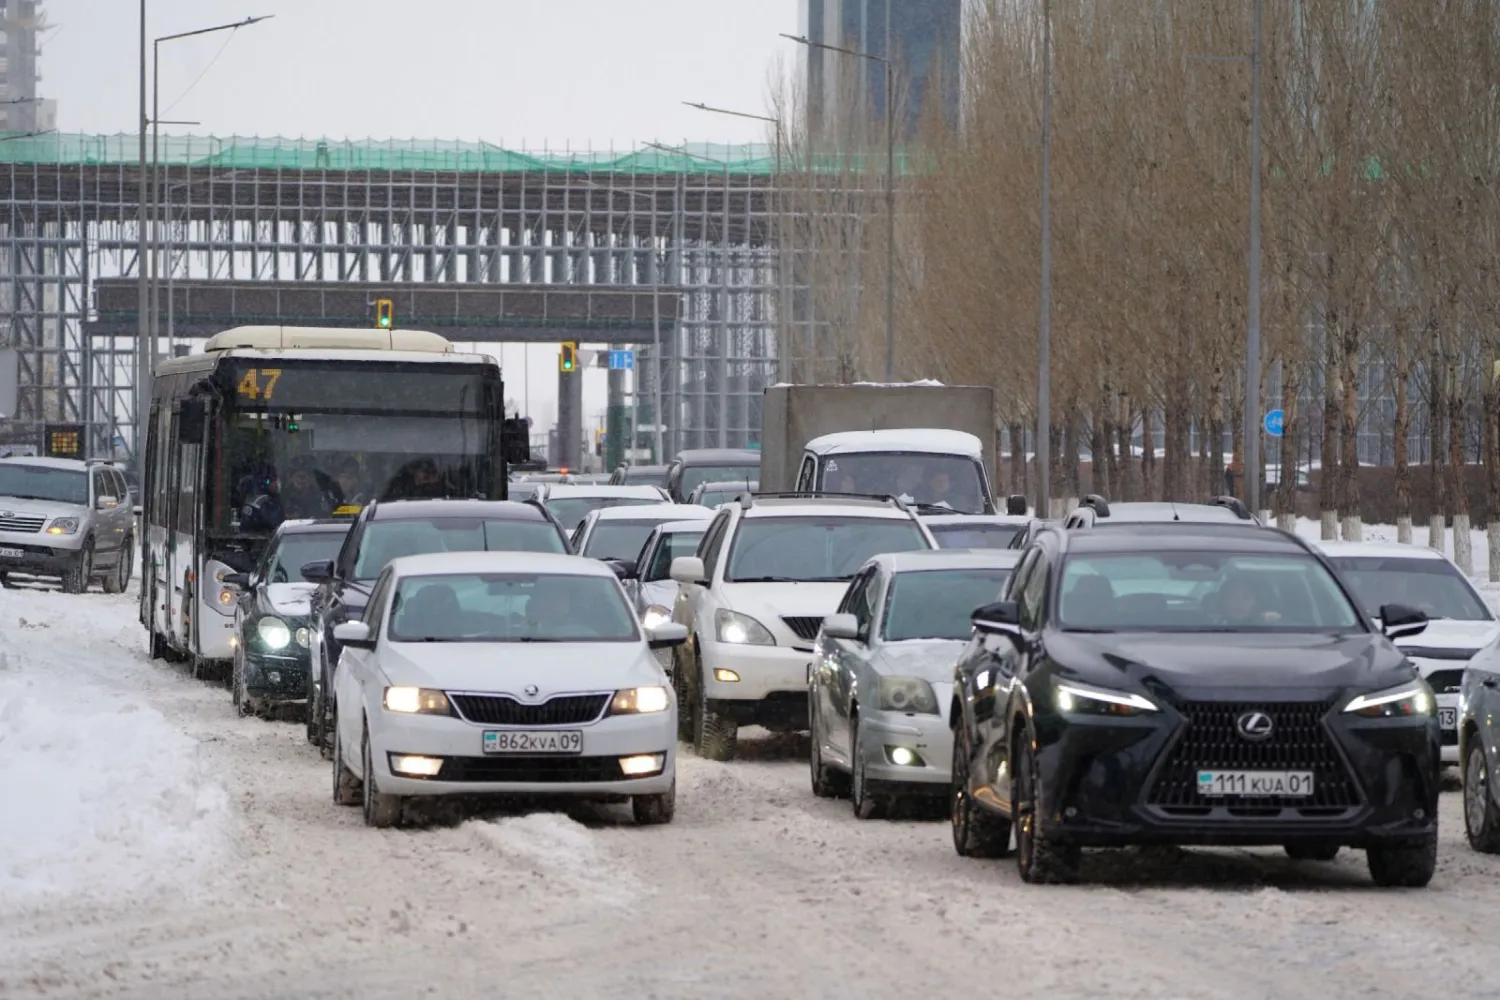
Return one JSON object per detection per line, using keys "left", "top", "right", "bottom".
{"left": 0, "top": 512, "right": 10, "bottom": 518}
{"left": 1235, "top": 711, "right": 1275, "bottom": 742}
{"left": 523, "top": 684, "right": 539, "bottom": 697}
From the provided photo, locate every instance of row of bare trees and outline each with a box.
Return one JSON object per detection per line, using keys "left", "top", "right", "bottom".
{"left": 769, "top": 0, "right": 1500, "bottom": 566}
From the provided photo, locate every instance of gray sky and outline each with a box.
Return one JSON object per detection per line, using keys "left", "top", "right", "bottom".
{"left": 42, "top": 0, "right": 799, "bottom": 448}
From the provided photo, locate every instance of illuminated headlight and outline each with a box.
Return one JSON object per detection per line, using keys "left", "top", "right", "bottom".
{"left": 641, "top": 605, "right": 672, "bottom": 630}
{"left": 619, "top": 753, "right": 665, "bottom": 776}
{"left": 610, "top": 685, "right": 671, "bottom": 715}
{"left": 886, "top": 746, "right": 925, "bottom": 767}
{"left": 389, "top": 754, "right": 444, "bottom": 777}
{"left": 256, "top": 617, "right": 292, "bottom": 650}
{"left": 1344, "top": 682, "right": 1434, "bottom": 718}
{"left": 878, "top": 676, "right": 939, "bottom": 714}
{"left": 295, "top": 626, "right": 310, "bottom": 649}
{"left": 45, "top": 517, "right": 79, "bottom": 536}
{"left": 715, "top": 608, "right": 774, "bottom": 646}
{"left": 1054, "top": 680, "right": 1158, "bottom": 717}
{"left": 383, "top": 686, "right": 453, "bottom": 716}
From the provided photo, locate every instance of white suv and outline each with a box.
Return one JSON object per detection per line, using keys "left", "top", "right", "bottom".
{"left": 668, "top": 494, "right": 937, "bottom": 761}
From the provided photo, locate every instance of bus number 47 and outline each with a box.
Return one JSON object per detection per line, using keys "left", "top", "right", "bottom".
{"left": 237, "top": 368, "right": 283, "bottom": 402}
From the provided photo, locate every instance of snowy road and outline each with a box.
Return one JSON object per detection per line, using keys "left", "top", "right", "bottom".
{"left": 5, "top": 585, "right": 1500, "bottom": 999}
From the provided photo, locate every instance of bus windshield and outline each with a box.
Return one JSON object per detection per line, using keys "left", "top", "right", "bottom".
{"left": 210, "top": 360, "right": 494, "bottom": 534}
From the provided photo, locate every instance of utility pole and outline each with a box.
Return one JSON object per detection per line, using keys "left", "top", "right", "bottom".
{"left": 1243, "top": 0, "right": 1264, "bottom": 515}
{"left": 135, "top": 0, "right": 148, "bottom": 462}
{"left": 1036, "top": 0, "right": 1053, "bottom": 517}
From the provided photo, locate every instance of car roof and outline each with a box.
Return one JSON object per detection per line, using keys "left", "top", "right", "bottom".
{"left": 1088, "top": 501, "right": 1245, "bottom": 523}
{"left": 924, "top": 514, "right": 1033, "bottom": 526}
{"left": 388, "top": 550, "right": 613, "bottom": 578}
{"left": 590, "top": 503, "right": 714, "bottom": 523}
{"left": 674, "top": 449, "right": 760, "bottom": 465}
{"left": 1061, "top": 523, "right": 1302, "bottom": 556}
{"left": 651, "top": 519, "right": 713, "bottom": 535}
{"left": 740, "top": 497, "right": 922, "bottom": 521}
{"left": 369, "top": 499, "right": 548, "bottom": 522}
{"left": 695, "top": 480, "right": 759, "bottom": 491}
{"left": 621, "top": 464, "right": 670, "bottom": 475}
{"left": 875, "top": 548, "right": 1024, "bottom": 572}
{"left": 0, "top": 456, "right": 89, "bottom": 471}
{"left": 1313, "top": 540, "right": 1449, "bottom": 561}
{"left": 277, "top": 518, "right": 355, "bottom": 535}
{"left": 543, "top": 484, "right": 666, "bottom": 499}
{"left": 804, "top": 428, "right": 983, "bottom": 458}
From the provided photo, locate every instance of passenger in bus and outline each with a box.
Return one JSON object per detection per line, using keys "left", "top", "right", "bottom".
{"left": 335, "top": 457, "right": 369, "bottom": 507}
{"left": 283, "top": 457, "right": 335, "bottom": 519}
{"left": 240, "top": 465, "right": 286, "bottom": 533}
{"left": 382, "top": 457, "right": 450, "bottom": 501}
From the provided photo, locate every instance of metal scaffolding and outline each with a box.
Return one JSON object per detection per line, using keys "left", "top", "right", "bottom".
{"left": 0, "top": 133, "right": 833, "bottom": 461}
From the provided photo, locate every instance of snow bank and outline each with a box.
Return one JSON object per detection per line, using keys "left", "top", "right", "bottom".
{"left": 465, "top": 811, "right": 640, "bottom": 906}
{"left": 0, "top": 594, "right": 229, "bottom": 909}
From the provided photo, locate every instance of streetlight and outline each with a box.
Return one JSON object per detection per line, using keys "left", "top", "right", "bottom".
{"left": 682, "top": 101, "right": 791, "bottom": 383}
{"left": 780, "top": 32, "right": 896, "bottom": 381}
{"left": 1037, "top": 0, "right": 1053, "bottom": 516}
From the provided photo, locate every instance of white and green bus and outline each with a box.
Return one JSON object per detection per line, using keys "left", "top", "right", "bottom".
{"left": 139, "top": 326, "right": 528, "bottom": 676}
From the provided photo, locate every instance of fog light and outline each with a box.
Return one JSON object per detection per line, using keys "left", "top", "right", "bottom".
{"left": 713, "top": 668, "right": 740, "bottom": 683}
{"left": 295, "top": 627, "right": 310, "bottom": 648}
{"left": 620, "top": 753, "right": 664, "bottom": 776}
{"left": 885, "top": 745, "right": 924, "bottom": 767}
{"left": 389, "top": 754, "right": 443, "bottom": 777}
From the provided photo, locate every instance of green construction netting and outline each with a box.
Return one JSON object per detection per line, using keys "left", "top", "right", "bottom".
{"left": 0, "top": 132, "right": 919, "bottom": 175}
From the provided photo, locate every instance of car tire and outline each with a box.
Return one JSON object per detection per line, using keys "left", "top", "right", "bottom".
{"left": 1366, "top": 834, "right": 1437, "bottom": 888}
{"left": 951, "top": 726, "right": 1011, "bottom": 858}
{"left": 808, "top": 698, "right": 847, "bottom": 799}
{"left": 849, "top": 721, "right": 885, "bottom": 820}
{"left": 690, "top": 658, "right": 738, "bottom": 762}
{"left": 674, "top": 642, "right": 696, "bottom": 742}
{"left": 60, "top": 543, "right": 91, "bottom": 595}
{"left": 361, "top": 724, "right": 403, "bottom": 828}
{"left": 1013, "top": 728, "right": 1081, "bottom": 884}
{"left": 1283, "top": 843, "right": 1339, "bottom": 862}
{"left": 0, "top": 572, "right": 15, "bottom": 589}
{"left": 331, "top": 715, "right": 361, "bottom": 807}
{"left": 102, "top": 539, "right": 132, "bottom": 594}
{"left": 632, "top": 779, "right": 676, "bottom": 826}
{"left": 1464, "top": 738, "right": 1500, "bottom": 853}
{"left": 232, "top": 653, "right": 252, "bottom": 718}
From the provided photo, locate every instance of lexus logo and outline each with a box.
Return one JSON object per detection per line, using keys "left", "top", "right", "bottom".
{"left": 523, "top": 684, "right": 539, "bottom": 697}
{"left": 1235, "top": 711, "right": 1275, "bottom": 742}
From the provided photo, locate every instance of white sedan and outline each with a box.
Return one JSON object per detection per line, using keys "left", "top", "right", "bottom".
{"left": 330, "top": 550, "right": 688, "bottom": 827}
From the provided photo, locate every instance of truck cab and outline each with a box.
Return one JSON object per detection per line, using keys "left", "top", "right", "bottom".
{"left": 792, "top": 429, "right": 996, "bottom": 513}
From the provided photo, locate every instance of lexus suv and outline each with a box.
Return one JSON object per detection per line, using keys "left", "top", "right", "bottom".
{"left": 668, "top": 493, "right": 937, "bottom": 761}
{"left": 949, "top": 523, "right": 1440, "bottom": 886}
{"left": 0, "top": 456, "right": 136, "bottom": 594}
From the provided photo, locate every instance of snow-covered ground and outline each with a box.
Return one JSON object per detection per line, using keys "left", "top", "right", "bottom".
{"left": 5, "top": 542, "right": 1500, "bottom": 999}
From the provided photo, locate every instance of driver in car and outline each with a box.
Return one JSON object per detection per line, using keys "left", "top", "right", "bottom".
{"left": 525, "top": 581, "right": 602, "bottom": 639}
{"left": 1214, "top": 576, "right": 1282, "bottom": 626}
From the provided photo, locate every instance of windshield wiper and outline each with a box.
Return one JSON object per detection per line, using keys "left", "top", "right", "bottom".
{"left": 731, "top": 575, "right": 804, "bottom": 583}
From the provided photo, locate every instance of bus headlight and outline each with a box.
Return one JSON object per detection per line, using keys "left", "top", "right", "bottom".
{"left": 257, "top": 617, "right": 292, "bottom": 651}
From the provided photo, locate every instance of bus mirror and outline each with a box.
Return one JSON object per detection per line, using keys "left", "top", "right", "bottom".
{"left": 178, "top": 399, "right": 206, "bottom": 444}
{"left": 502, "top": 417, "right": 531, "bottom": 464}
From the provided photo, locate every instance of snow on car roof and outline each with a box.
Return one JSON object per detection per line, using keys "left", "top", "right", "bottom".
{"left": 590, "top": 503, "right": 714, "bottom": 522}
{"left": 1314, "top": 540, "right": 1450, "bottom": 561}
{"left": 804, "top": 428, "right": 983, "bottom": 458}
{"left": 386, "top": 550, "right": 613, "bottom": 578}
{"left": 877, "top": 549, "right": 1023, "bottom": 572}
{"left": 542, "top": 484, "right": 668, "bottom": 499}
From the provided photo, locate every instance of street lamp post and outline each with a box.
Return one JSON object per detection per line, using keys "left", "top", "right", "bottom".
{"left": 682, "top": 102, "right": 789, "bottom": 383}
{"left": 780, "top": 33, "right": 896, "bottom": 381}
{"left": 1037, "top": 0, "right": 1053, "bottom": 517}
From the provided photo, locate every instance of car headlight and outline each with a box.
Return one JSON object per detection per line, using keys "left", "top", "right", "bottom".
{"left": 610, "top": 685, "right": 671, "bottom": 715}
{"left": 382, "top": 686, "right": 454, "bottom": 716}
{"left": 715, "top": 608, "right": 775, "bottom": 646}
{"left": 45, "top": 517, "right": 79, "bottom": 536}
{"left": 878, "top": 676, "right": 939, "bottom": 714}
{"left": 641, "top": 605, "right": 672, "bottom": 630}
{"left": 1344, "top": 682, "right": 1434, "bottom": 718}
{"left": 1054, "top": 680, "right": 1158, "bottom": 717}
{"left": 295, "top": 626, "right": 311, "bottom": 649}
{"left": 257, "top": 617, "right": 292, "bottom": 651}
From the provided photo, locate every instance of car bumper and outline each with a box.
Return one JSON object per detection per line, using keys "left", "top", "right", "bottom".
{"left": 242, "top": 649, "right": 311, "bottom": 700}
{"left": 1437, "top": 692, "right": 1459, "bottom": 763}
{"left": 700, "top": 639, "right": 811, "bottom": 701}
{"left": 0, "top": 537, "right": 83, "bottom": 575}
{"left": 857, "top": 709, "right": 952, "bottom": 793}
{"left": 369, "top": 708, "right": 677, "bottom": 798}
{"left": 1034, "top": 707, "right": 1440, "bottom": 849}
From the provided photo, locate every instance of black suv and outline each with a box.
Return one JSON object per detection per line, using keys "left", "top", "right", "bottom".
{"left": 302, "top": 498, "right": 571, "bottom": 755}
{"left": 949, "top": 522, "right": 1440, "bottom": 886}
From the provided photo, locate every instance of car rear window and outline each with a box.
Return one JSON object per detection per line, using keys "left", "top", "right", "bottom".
{"left": 354, "top": 517, "right": 566, "bottom": 580}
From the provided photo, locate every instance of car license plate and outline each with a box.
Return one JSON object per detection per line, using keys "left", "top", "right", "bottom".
{"left": 1439, "top": 708, "right": 1458, "bottom": 730}
{"left": 1197, "top": 770, "right": 1314, "bottom": 797}
{"left": 483, "top": 730, "right": 582, "bottom": 755}
{"left": 0, "top": 547, "right": 22, "bottom": 558}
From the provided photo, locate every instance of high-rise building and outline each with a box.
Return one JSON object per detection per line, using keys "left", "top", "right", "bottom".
{"left": 0, "top": 0, "right": 52, "bottom": 133}
{"left": 799, "top": 0, "right": 961, "bottom": 138}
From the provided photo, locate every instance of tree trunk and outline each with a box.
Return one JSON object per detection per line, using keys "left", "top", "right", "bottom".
{"left": 1449, "top": 359, "right": 1472, "bottom": 574}
{"left": 1142, "top": 408, "right": 1158, "bottom": 501}
{"left": 1276, "top": 364, "right": 1301, "bottom": 531}
{"left": 1091, "top": 409, "right": 1110, "bottom": 500}
{"left": 1320, "top": 329, "right": 1341, "bottom": 540}
{"left": 1393, "top": 331, "right": 1412, "bottom": 544}
{"left": 1430, "top": 329, "right": 1448, "bottom": 551}
{"left": 1485, "top": 385, "right": 1499, "bottom": 581}
{"left": 1116, "top": 398, "right": 1134, "bottom": 502}
{"left": 1339, "top": 327, "right": 1362, "bottom": 541}
{"left": 1009, "top": 421, "right": 1026, "bottom": 500}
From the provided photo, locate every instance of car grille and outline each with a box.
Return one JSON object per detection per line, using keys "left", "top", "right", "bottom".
{"left": 782, "top": 616, "right": 825, "bottom": 642}
{"left": 1423, "top": 668, "right": 1465, "bottom": 695}
{"left": 437, "top": 755, "right": 628, "bottom": 783}
{"left": 449, "top": 693, "right": 609, "bottom": 726}
{"left": 1146, "top": 700, "right": 1361, "bottom": 813}
{"left": 0, "top": 513, "right": 45, "bottom": 533}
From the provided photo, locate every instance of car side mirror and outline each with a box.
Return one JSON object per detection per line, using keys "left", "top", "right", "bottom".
{"left": 1380, "top": 603, "right": 1429, "bottom": 640}
{"left": 822, "top": 612, "right": 861, "bottom": 641}
{"left": 606, "top": 559, "right": 637, "bottom": 580}
{"left": 132, "top": 504, "right": 144, "bottom": 516}
{"left": 95, "top": 494, "right": 119, "bottom": 510}
{"left": 222, "top": 572, "right": 250, "bottom": 589}
{"left": 332, "top": 620, "right": 374, "bottom": 649}
{"left": 646, "top": 621, "right": 689, "bottom": 650}
{"left": 972, "top": 600, "right": 1022, "bottom": 638}
{"left": 301, "top": 559, "right": 334, "bottom": 583}
{"left": 670, "top": 556, "right": 707, "bottom": 585}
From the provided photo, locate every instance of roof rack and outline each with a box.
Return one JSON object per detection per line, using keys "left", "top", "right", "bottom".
{"left": 1080, "top": 494, "right": 1111, "bottom": 517}
{"left": 1208, "top": 495, "right": 1254, "bottom": 520}
{"left": 1005, "top": 494, "right": 1029, "bottom": 516}
{"left": 736, "top": 491, "right": 905, "bottom": 510}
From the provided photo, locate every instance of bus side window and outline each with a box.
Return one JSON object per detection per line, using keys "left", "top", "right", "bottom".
{"left": 176, "top": 441, "right": 199, "bottom": 536}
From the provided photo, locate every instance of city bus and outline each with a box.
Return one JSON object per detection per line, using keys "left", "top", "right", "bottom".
{"left": 139, "top": 326, "right": 528, "bottom": 677}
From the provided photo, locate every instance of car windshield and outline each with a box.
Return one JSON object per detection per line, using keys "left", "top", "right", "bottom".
{"left": 641, "top": 529, "right": 706, "bottom": 581}
{"left": 929, "top": 522, "right": 1025, "bottom": 549}
{"left": 681, "top": 465, "right": 758, "bottom": 497}
{"left": 883, "top": 567, "right": 1016, "bottom": 641}
{"left": 507, "top": 482, "right": 541, "bottom": 502}
{"left": 583, "top": 520, "right": 669, "bottom": 562}
{"left": 725, "top": 516, "right": 931, "bottom": 583}
{"left": 1057, "top": 551, "right": 1363, "bottom": 632}
{"left": 820, "top": 452, "right": 987, "bottom": 514}
{"left": 265, "top": 530, "right": 348, "bottom": 584}
{"left": 545, "top": 496, "right": 662, "bottom": 532}
{"left": 622, "top": 469, "right": 669, "bottom": 487}
{"left": 697, "top": 485, "right": 755, "bottom": 507}
{"left": 1324, "top": 555, "right": 1492, "bottom": 622}
{"left": 388, "top": 572, "right": 639, "bottom": 643}
{"left": 353, "top": 518, "right": 566, "bottom": 580}
{"left": 0, "top": 464, "right": 87, "bottom": 505}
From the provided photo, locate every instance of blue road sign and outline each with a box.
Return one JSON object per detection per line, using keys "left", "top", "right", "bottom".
{"left": 1263, "top": 409, "right": 1284, "bottom": 437}
{"left": 608, "top": 350, "right": 636, "bottom": 371}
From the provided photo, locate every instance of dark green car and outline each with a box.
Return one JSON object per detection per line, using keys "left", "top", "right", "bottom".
{"left": 226, "top": 518, "right": 351, "bottom": 718}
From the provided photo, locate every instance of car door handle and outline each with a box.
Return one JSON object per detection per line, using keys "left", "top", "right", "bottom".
{"left": 1483, "top": 677, "right": 1499, "bottom": 690}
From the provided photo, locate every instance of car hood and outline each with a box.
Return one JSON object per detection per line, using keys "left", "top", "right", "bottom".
{"left": 721, "top": 581, "right": 850, "bottom": 645}
{"left": 1395, "top": 619, "right": 1500, "bottom": 658}
{"left": 376, "top": 641, "right": 666, "bottom": 693}
{"left": 1046, "top": 629, "right": 1415, "bottom": 702}
{"left": 0, "top": 495, "right": 84, "bottom": 519}
{"left": 870, "top": 639, "right": 967, "bottom": 683}
{"left": 265, "top": 582, "right": 318, "bottom": 618}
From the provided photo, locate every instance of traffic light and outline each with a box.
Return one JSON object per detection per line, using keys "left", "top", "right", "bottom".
{"left": 376, "top": 299, "right": 394, "bottom": 329}
{"left": 559, "top": 341, "right": 577, "bottom": 372}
